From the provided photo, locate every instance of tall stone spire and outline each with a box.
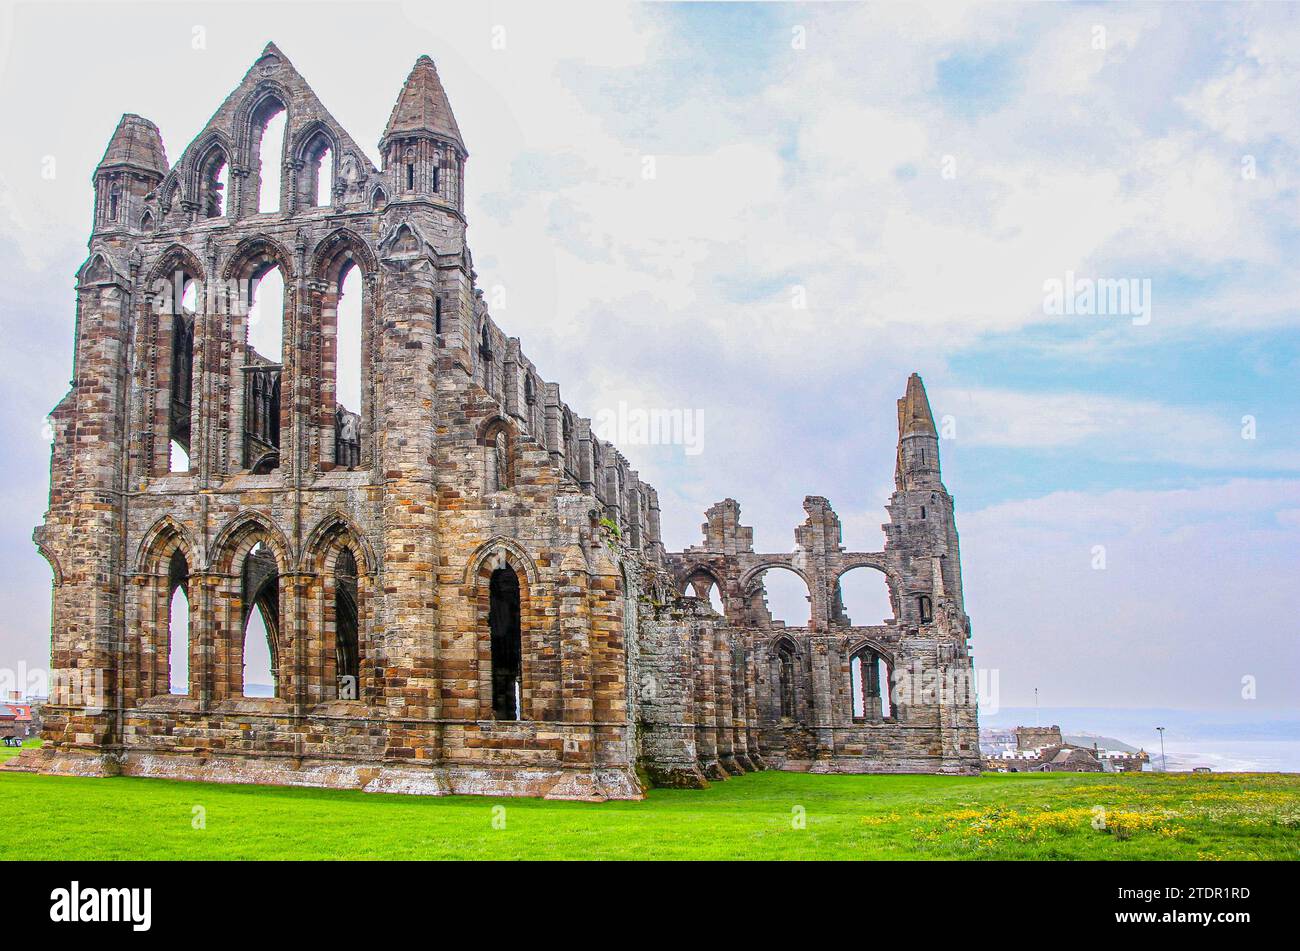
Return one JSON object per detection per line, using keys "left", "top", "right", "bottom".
{"left": 897, "top": 372, "right": 937, "bottom": 437}
{"left": 895, "top": 372, "right": 941, "bottom": 490}
{"left": 381, "top": 55, "right": 465, "bottom": 154}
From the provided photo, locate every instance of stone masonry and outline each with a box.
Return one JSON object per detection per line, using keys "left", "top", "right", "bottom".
{"left": 15, "top": 44, "right": 980, "bottom": 799}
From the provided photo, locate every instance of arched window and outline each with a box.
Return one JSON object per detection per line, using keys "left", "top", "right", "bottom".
{"left": 479, "top": 324, "right": 493, "bottom": 392}
{"left": 243, "top": 266, "right": 285, "bottom": 472}
{"left": 252, "top": 98, "right": 287, "bottom": 213}
{"left": 335, "top": 263, "right": 362, "bottom": 444}
{"left": 334, "top": 548, "right": 359, "bottom": 697}
{"left": 835, "top": 566, "right": 893, "bottom": 626}
{"left": 167, "top": 549, "right": 190, "bottom": 695}
{"left": 685, "top": 570, "right": 724, "bottom": 615}
{"left": 777, "top": 643, "right": 796, "bottom": 718}
{"left": 748, "top": 566, "right": 811, "bottom": 628}
{"left": 140, "top": 210, "right": 154, "bottom": 233}
{"left": 298, "top": 130, "right": 334, "bottom": 208}
{"left": 488, "top": 567, "right": 522, "bottom": 719}
{"left": 241, "top": 541, "right": 279, "bottom": 697}
{"left": 850, "top": 646, "right": 892, "bottom": 719}
{"left": 485, "top": 423, "right": 511, "bottom": 492}
{"left": 918, "top": 594, "right": 933, "bottom": 624}
{"left": 168, "top": 278, "right": 197, "bottom": 473}
{"left": 198, "top": 147, "right": 228, "bottom": 218}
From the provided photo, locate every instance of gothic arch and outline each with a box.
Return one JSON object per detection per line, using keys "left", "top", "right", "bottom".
{"left": 301, "top": 511, "right": 376, "bottom": 576}
{"left": 185, "top": 131, "right": 232, "bottom": 194}
{"left": 210, "top": 510, "right": 291, "bottom": 575}
{"left": 233, "top": 82, "right": 293, "bottom": 154}
{"left": 290, "top": 118, "right": 339, "bottom": 164}
{"left": 679, "top": 564, "right": 723, "bottom": 597}
{"left": 463, "top": 536, "right": 539, "bottom": 589}
{"left": 34, "top": 539, "right": 63, "bottom": 588}
{"left": 311, "top": 228, "right": 377, "bottom": 287}
{"left": 136, "top": 515, "right": 198, "bottom": 574}
{"left": 145, "top": 244, "right": 205, "bottom": 288}
{"left": 844, "top": 635, "right": 896, "bottom": 669}
{"left": 223, "top": 234, "right": 295, "bottom": 284}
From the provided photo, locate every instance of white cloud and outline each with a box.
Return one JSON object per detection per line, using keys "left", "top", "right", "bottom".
{"left": 934, "top": 387, "right": 1300, "bottom": 470}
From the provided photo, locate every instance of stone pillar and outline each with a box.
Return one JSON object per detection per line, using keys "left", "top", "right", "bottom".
{"left": 373, "top": 241, "right": 440, "bottom": 733}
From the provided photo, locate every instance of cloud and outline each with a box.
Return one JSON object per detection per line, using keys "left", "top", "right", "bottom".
{"left": 934, "top": 387, "right": 1300, "bottom": 471}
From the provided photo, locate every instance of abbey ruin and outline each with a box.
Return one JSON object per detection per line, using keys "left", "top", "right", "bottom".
{"left": 16, "top": 44, "right": 980, "bottom": 799}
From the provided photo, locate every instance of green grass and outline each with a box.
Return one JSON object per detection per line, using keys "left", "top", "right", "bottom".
{"left": 0, "top": 768, "right": 1296, "bottom": 860}
{"left": 0, "top": 739, "right": 41, "bottom": 765}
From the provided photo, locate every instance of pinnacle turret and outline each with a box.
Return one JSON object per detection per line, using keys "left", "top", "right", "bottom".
{"left": 381, "top": 55, "right": 465, "bottom": 154}
{"left": 95, "top": 114, "right": 168, "bottom": 180}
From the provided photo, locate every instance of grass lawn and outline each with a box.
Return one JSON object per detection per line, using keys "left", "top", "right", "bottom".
{"left": 0, "top": 767, "right": 1296, "bottom": 860}
{"left": 0, "top": 739, "right": 41, "bottom": 765}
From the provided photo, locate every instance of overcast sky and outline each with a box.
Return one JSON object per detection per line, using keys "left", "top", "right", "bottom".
{"left": 0, "top": 1, "right": 1296, "bottom": 712}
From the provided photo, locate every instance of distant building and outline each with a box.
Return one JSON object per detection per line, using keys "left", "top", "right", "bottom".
{"left": 1016, "top": 725, "right": 1063, "bottom": 751}
{"left": 981, "top": 725, "right": 1147, "bottom": 773}
{"left": 0, "top": 702, "right": 33, "bottom": 740}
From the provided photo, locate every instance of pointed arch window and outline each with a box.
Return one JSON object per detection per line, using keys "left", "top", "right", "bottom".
{"left": 777, "top": 643, "right": 796, "bottom": 718}
{"left": 489, "top": 567, "right": 522, "bottom": 719}
{"left": 334, "top": 547, "right": 359, "bottom": 696}
{"left": 251, "top": 97, "right": 287, "bottom": 213}
{"left": 483, "top": 421, "right": 512, "bottom": 493}
{"left": 167, "top": 549, "right": 191, "bottom": 695}
{"left": 198, "top": 147, "right": 229, "bottom": 218}
{"left": 850, "top": 646, "right": 892, "bottom": 719}
{"left": 241, "top": 541, "right": 279, "bottom": 697}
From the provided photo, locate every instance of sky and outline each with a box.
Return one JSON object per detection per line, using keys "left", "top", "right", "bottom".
{"left": 0, "top": 0, "right": 1296, "bottom": 714}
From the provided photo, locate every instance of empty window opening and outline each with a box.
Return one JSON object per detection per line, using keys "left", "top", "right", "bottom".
{"left": 685, "top": 572, "right": 724, "bottom": 616}
{"left": 920, "top": 505, "right": 926, "bottom": 519}
{"left": 241, "top": 541, "right": 279, "bottom": 697}
{"left": 488, "top": 566, "right": 522, "bottom": 719}
{"left": 247, "top": 267, "right": 284, "bottom": 363}
{"left": 335, "top": 548, "right": 359, "bottom": 696}
{"left": 750, "top": 566, "right": 811, "bottom": 628}
{"left": 850, "top": 648, "right": 891, "bottom": 718}
{"left": 168, "top": 279, "right": 196, "bottom": 471}
{"left": 243, "top": 267, "right": 284, "bottom": 472}
{"left": 336, "top": 265, "right": 362, "bottom": 415}
{"left": 108, "top": 187, "right": 120, "bottom": 221}
{"left": 167, "top": 550, "right": 190, "bottom": 695}
{"left": 777, "top": 644, "right": 796, "bottom": 718}
{"left": 199, "top": 148, "right": 228, "bottom": 218}
{"left": 835, "top": 566, "right": 893, "bottom": 626}
{"left": 434, "top": 296, "right": 442, "bottom": 335}
{"left": 406, "top": 163, "right": 414, "bottom": 190}
{"left": 254, "top": 101, "right": 287, "bottom": 213}
{"left": 432, "top": 165, "right": 440, "bottom": 193}
{"left": 486, "top": 426, "right": 510, "bottom": 492}
{"left": 918, "top": 594, "right": 933, "bottom": 624}
{"left": 315, "top": 146, "right": 333, "bottom": 206}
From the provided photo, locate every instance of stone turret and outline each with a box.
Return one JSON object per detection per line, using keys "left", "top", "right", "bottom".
{"left": 380, "top": 55, "right": 466, "bottom": 214}
{"left": 93, "top": 114, "right": 167, "bottom": 233}
{"left": 895, "top": 372, "right": 941, "bottom": 491}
